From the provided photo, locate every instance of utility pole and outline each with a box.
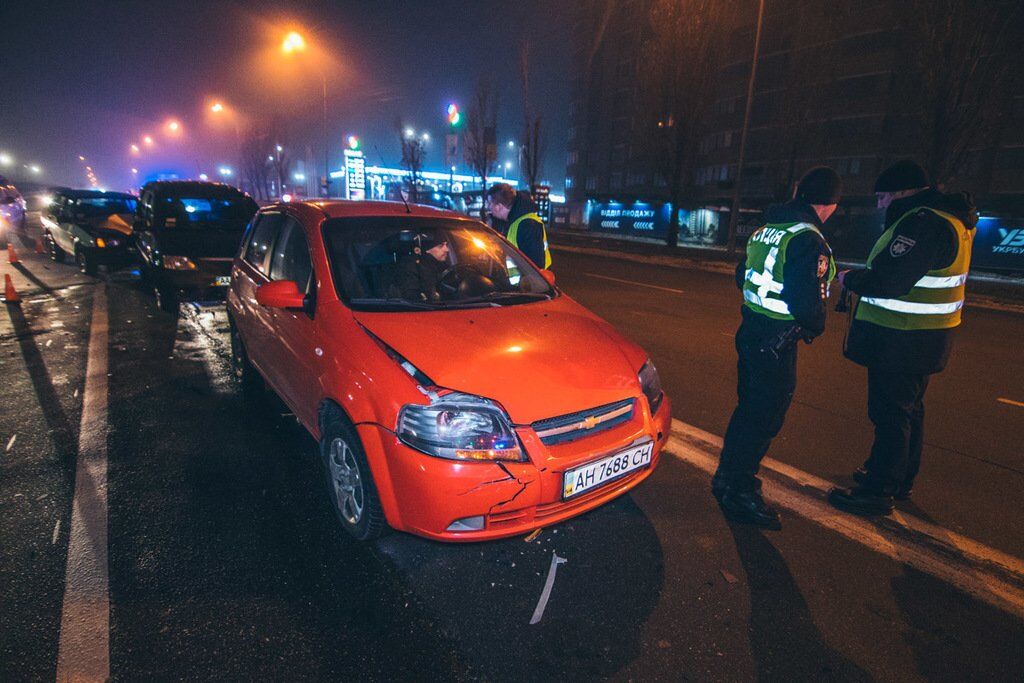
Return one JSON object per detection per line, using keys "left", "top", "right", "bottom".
{"left": 726, "top": 0, "right": 766, "bottom": 257}
{"left": 322, "top": 72, "right": 329, "bottom": 197}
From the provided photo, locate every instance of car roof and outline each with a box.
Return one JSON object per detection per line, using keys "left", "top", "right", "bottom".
{"left": 142, "top": 180, "right": 248, "bottom": 196}
{"left": 58, "top": 189, "right": 135, "bottom": 199}
{"left": 274, "top": 199, "right": 474, "bottom": 222}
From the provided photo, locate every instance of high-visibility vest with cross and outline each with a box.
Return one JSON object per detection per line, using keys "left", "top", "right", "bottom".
{"left": 742, "top": 222, "right": 836, "bottom": 320}
{"left": 855, "top": 207, "right": 973, "bottom": 330}
{"left": 507, "top": 212, "right": 553, "bottom": 269}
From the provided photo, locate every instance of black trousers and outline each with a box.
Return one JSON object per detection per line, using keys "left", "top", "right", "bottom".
{"left": 862, "top": 368, "right": 930, "bottom": 493}
{"left": 715, "top": 321, "right": 798, "bottom": 493}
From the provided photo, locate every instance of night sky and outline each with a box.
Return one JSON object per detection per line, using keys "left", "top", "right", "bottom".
{"left": 0, "top": 0, "right": 574, "bottom": 192}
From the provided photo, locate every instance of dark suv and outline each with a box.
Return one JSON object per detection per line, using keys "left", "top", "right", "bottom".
{"left": 134, "top": 181, "right": 258, "bottom": 311}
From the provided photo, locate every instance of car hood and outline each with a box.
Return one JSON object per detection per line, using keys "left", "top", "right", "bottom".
{"left": 353, "top": 297, "right": 647, "bottom": 424}
{"left": 82, "top": 213, "right": 134, "bottom": 236}
{"left": 152, "top": 226, "right": 245, "bottom": 258}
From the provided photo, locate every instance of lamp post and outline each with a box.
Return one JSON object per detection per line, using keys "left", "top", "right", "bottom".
{"left": 282, "top": 31, "right": 329, "bottom": 197}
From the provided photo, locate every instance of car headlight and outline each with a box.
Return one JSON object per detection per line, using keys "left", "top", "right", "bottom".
{"left": 639, "top": 359, "right": 664, "bottom": 415}
{"left": 398, "top": 392, "right": 524, "bottom": 462}
{"left": 161, "top": 255, "right": 197, "bottom": 270}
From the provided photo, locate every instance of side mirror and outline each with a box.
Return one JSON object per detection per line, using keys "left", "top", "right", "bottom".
{"left": 257, "top": 280, "right": 306, "bottom": 309}
{"left": 541, "top": 269, "right": 556, "bottom": 287}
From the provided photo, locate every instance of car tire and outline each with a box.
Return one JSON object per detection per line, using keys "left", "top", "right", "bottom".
{"left": 48, "top": 234, "right": 66, "bottom": 263}
{"left": 155, "top": 284, "right": 177, "bottom": 313}
{"left": 320, "top": 407, "right": 387, "bottom": 541}
{"left": 76, "top": 249, "right": 98, "bottom": 276}
{"left": 229, "top": 318, "right": 264, "bottom": 399}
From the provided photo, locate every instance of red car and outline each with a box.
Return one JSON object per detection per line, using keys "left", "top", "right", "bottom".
{"left": 226, "top": 200, "right": 671, "bottom": 541}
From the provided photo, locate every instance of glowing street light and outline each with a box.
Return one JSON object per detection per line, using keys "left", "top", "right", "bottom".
{"left": 131, "top": 144, "right": 141, "bottom": 154}
{"left": 0, "top": 153, "right": 12, "bottom": 167}
{"left": 275, "top": 144, "right": 283, "bottom": 153}
{"left": 131, "top": 168, "right": 138, "bottom": 174}
{"left": 199, "top": 173, "right": 209, "bottom": 181}
{"left": 166, "top": 119, "right": 182, "bottom": 134}
{"left": 143, "top": 135, "right": 154, "bottom": 146}
{"left": 211, "top": 102, "right": 224, "bottom": 113}
{"left": 404, "top": 127, "right": 415, "bottom": 139}
{"left": 293, "top": 172, "right": 306, "bottom": 181}
{"left": 219, "top": 166, "right": 232, "bottom": 177}
{"left": 281, "top": 31, "right": 307, "bottom": 54}
{"left": 78, "top": 155, "right": 86, "bottom": 161}
{"left": 508, "top": 140, "right": 515, "bottom": 149}
{"left": 421, "top": 132, "right": 431, "bottom": 142}
{"left": 28, "top": 164, "right": 41, "bottom": 174}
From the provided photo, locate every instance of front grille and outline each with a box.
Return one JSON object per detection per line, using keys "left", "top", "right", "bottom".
{"left": 531, "top": 398, "right": 635, "bottom": 446}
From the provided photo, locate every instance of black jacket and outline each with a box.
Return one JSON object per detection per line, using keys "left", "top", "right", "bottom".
{"left": 397, "top": 252, "right": 447, "bottom": 302}
{"left": 843, "top": 189, "right": 977, "bottom": 374}
{"left": 502, "top": 192, "right": 547, "bottom": 269}
{"left": 735, "top": 201, "right": 833, "bottom": 339}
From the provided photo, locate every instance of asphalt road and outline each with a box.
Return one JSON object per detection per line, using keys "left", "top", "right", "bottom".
{"left": 2, "top": 223, "right": 1023, "bottom": 681}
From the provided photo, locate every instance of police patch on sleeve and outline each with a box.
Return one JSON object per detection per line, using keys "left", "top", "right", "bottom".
{"left": 817, "top": 255, "right": 829, "bottom": 278}
{"left": 889, "top": 235, "right": 916, "bottom": 257}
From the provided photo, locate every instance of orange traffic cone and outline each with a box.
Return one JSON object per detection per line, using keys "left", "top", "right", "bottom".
{"left": 34, "top": 236, "right": 46, "bottom": 254}
{"left": 7, "top": 244, "right": 19, "bottom": 264}
{"left": 3, "top": 274, "right": 20, "bottom": 304}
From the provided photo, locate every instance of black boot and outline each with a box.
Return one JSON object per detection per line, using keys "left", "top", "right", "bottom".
{"left": 828, "top": 485, "right": 895, "bottom": 516}
{"left": 852, "top": 468, "right": 912, "bottom": 501}
{"left": 718, "top": 489, "right": 781, "bottom": 530}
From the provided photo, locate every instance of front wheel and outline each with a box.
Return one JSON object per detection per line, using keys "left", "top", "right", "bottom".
{"left": 48, "top": 234, "right": 66, "bottom": 263}
{"left": 320, "top": 409, "right": 386, "bottom": 541}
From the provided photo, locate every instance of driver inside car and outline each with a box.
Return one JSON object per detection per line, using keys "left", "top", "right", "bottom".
{"left": 397, "top": 231, "right": 450, "bottom": 302}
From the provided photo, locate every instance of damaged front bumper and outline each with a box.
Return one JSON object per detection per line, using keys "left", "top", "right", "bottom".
{"left": 354, "top": 395, "right": 672, "bottom": 542}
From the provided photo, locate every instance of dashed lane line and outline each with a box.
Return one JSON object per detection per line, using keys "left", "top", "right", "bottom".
{"left": 664, "top": 418, "right": 1024, "bottom": 621}
{"left": 584, "top": 272, "right": 685, "bottom": 294}
{"left": 997, "top": 397, "right": 1024, "bottom": 408}
{"left": 56, "top": 283, "right": 110, "bottom": 682}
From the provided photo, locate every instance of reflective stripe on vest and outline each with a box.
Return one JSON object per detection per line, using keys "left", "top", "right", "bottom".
{"left": 506, "top": 212, "right": 553, "bottom": 269}
{"left": 855, "top": 207, "right": 973, "bottom": 330}
{"left": 741, "top": 222, "right": 836, "bottom": 321}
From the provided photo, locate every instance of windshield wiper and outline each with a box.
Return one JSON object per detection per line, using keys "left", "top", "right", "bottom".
{"left": 467, "top": 291, "right": 552, "bottom": 305}
{"left": 348, "top": 297, "right": 497, "bottom": 311}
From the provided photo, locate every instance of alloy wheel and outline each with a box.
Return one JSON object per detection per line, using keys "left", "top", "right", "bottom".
{"left": 328, "top": 437, "right": 364, "bottom": 525}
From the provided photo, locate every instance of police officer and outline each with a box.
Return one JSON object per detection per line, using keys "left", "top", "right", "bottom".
{"left": 829, "top": 160, "right": 976, "bottom": 515}
{"left": 485, "top": 183, "right": 552, "bottom": 270}
{"left": 713, "top": 167, "right": 841, "bottom": 529}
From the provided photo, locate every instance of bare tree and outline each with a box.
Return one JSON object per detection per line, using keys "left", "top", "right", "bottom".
{"left": 903, "top": 0, "right": 1021, "bottom": 187}
{"left": 519, "top": 40, "right": 547, "bottom": 195}
{"left": 240, "top": 124, "right": 271, "bottom": 201}
{"left": 463, "top": 77, "right": 499, "bottom": 218}
{"left": 397, "top": 121, "right": 427, "bottom": 203}
{"left": 640, "top": 0, "right": 734, "bottom": 246}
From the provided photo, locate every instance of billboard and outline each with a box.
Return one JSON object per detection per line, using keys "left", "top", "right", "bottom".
{"left": 586, "top": 200, "right": 673, "bottom": 240}
{"left": 972, "top": 217, "right": 1024, "bottom": 273}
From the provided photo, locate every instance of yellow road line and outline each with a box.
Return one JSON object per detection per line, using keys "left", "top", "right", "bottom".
{"left": 585, "top": 272, "right": 684, "bottom": 294}
{"left": 997, "top": 398, "right": 1024, "bottom": 408}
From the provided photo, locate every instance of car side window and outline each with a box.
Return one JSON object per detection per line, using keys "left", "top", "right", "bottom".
{"left": 244, "top": 212, "right": 284, "bottom": 274}
{"left": 269, "top": 217, "right": 313, "bottom": 293}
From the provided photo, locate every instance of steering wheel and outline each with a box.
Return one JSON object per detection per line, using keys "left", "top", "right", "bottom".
{"left": 438, "top": 263, "right": 485, "bottom": 296}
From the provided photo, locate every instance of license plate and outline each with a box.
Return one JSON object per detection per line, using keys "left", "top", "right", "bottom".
{"left": 213, "top": 276, "right": 231, "bottom": 286}
{"left": 563, "top": 441, "right": 654, "bottom": 499}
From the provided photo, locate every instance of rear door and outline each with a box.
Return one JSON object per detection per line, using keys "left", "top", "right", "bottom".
{"left": 231, "top": 211, "right": 285, "bottom": 377}
{"left": 265, "top": 214, "right": 320, "bottom": 429}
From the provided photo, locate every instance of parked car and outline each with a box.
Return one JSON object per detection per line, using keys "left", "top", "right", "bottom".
{"left": 226, "top": 200, "right": 671, "bottom": 542}
{"left": 134, "top": 180, "right": 258, "bottom": 311}
{"left": 0, "top": 178, "right": 27, "bottom": 249}
{"left": 41, "top": 189, "right": 137, "bottom": 275}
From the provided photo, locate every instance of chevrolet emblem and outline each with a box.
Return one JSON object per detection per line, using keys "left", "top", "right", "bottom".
{"left": 582, "top": 415, "right": 600, "bottom": 430}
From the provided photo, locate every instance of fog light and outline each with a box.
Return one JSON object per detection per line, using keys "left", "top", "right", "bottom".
{"left": 446, "top": 515, "right": 485, "bottom": 532}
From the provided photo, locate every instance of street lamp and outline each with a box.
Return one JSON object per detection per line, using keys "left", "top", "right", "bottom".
{"left": 404, "top": 127, "right": 416, "bottom": 139}
{"left": 166, "top": 119, "right": 182, "bottom": 135}
{"left": 0, "top": 153, "right": 12, "bottom": 167}
{"left": 421, "top": 132, "right": 430, "bottom": 143}
{"left": 219, "top": 166, "right": 232, "bottom": 177}
{"left": 143, "top": 135, "right": 154, "bottom": 146}
{"left": 210, "top": 102, "right": 224, "bottom": 113}
{"left": 280, "top": 29, "right": 329, "bottom": 196}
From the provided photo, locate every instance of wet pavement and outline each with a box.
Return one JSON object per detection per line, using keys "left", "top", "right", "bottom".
{"left": 2, "top": 225, "right": 1023, "bottom": 681}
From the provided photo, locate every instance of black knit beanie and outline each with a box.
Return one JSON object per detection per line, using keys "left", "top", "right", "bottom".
{"left": 874, "top": 160, "right": 931, "bottom": 193}
{"left": 794, "top": 166, "right": 842, "bottom": 205}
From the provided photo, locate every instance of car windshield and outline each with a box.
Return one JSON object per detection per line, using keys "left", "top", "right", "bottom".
{"left": 323, "top": 216, "right": 555, "bottom": 311}
{"left": 73, "top": 196, "right": 137, "bottom": 216}
{"left": 159, "top": 194, "right": 255, "bottom": 227}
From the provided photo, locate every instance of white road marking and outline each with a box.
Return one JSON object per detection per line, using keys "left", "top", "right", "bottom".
{"left": 56, "top": 284, "right": 110, "bottom": 681}
{"left": 5, "top": 434, "right": 15, "bottom": 452}
{"left": 585, "top": 272, "right": 685, "bottom": 294}
{"left": 664, "top": 418, "right": 1024, "bottom": 620}
{"left": 529, "top": 551, "right": 568, "bottom": 625}
{"left": 997, "top": 397, "right": 1024, "bottom": 408}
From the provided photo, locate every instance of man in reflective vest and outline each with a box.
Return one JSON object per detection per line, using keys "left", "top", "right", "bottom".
{"left": 486, "top": 182, "right": 552, "bottom": 269}
{"left": 829, "top": 160, "right": 977, "bottom": 515}
{"left": 713, "top": 167, "right": 841, "bottom": 529}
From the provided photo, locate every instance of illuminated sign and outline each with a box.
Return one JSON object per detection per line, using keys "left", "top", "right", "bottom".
{"left": 344, "top": 149, "right": 366, "bottom": 201}
{"left": 586, "top": 201, "right": 672, "bottom": 238}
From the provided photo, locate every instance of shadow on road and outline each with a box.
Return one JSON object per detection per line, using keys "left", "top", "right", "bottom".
{"left": 727, "top": 523, "right": 870, "bottom": 681}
